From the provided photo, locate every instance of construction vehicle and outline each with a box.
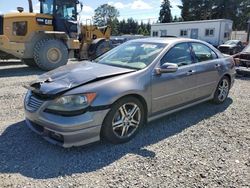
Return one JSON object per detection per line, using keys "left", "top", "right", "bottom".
{"left": 0, "top": 0, "right": 111, "bottom": 70}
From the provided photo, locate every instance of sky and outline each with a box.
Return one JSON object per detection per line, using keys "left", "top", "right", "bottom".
{"left": 0, "top": 0, "right": 182, "bottom": 23}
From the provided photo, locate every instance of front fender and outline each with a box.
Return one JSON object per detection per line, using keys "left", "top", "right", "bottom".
{"left": 65, "top": 70, "right": 152, "bottom": 113}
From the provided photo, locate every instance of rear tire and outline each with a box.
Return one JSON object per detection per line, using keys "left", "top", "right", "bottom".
{"left": 101, "top": 97, "right": 145, "bottom": 144}
{"left": 22, "top": 58, "right": 37, "bottom": 67}
{"left": 33, "top": 39, "right": 68, "bottom": 71}
{"left": 212, "top": 76, "right": 230, "bottom": 104}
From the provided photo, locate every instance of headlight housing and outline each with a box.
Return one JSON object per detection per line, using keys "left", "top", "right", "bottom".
{"left": 45, "top": 93, "right": 96, "bottom": 116}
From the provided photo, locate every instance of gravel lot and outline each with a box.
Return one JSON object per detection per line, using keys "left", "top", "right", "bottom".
{"left": 0, "top": 61, "right": 249, "bottom": 188}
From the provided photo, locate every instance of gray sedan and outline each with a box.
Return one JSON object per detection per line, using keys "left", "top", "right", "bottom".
{"left": 24, "top": 38, "right": 236, "bottom": 147}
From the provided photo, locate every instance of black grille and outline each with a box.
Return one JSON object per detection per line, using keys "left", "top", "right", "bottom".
{"left": 0, "top": 15, "right": 3, "bottom": 35}
{"left": 26, "top": 95, "right": 44, "bottom": 112}
{"left": 219, "top": 47, "right": 230, "bottom": 54}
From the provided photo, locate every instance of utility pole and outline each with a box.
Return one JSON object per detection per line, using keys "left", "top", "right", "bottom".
{"left": 247, "top": 19, "right": 250, "bottom": 43}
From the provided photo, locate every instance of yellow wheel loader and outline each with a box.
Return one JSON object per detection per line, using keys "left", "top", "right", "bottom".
{"left": 0, "top": 0, "right": 111, "bottom": 70}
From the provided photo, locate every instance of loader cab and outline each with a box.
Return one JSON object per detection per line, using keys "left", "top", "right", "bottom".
{"left": 39, "top": 0, "right": 78, "bottom": 37}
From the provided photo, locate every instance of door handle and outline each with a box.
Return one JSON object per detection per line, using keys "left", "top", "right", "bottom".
{"left": 215, "top": 64, "right": 221, "bottom": 68}
{"left": 186, "top": 70, "right": 196, "bottom": 76}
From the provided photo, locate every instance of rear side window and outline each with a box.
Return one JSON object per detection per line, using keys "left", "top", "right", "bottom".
{"left": 161, "top": 43, "right": 193, "bottom": 67}
{"left": 191, "top": 43, "right": 217, "bottom": 62}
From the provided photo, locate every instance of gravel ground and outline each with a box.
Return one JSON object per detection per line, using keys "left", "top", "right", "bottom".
{"left": 0, "top": 61, "right": 249, "bottom": 188}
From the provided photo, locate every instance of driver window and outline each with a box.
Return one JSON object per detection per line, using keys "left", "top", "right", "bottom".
{"left": 160, "top": 43, "right": 193, "bottom": 67}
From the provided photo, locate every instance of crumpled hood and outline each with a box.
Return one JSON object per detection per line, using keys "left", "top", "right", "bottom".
{"left": 27, "top": 61, "right": 135, "bottom": 96}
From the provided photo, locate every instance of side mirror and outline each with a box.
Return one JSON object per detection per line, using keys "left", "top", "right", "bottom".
{"left": 155, "top": 63, "right": 178, "bottom": 75}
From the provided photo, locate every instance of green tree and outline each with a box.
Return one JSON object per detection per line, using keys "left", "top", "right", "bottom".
{"left": 178, "top": 0, "right": 250, "bottom": 30}
{"left": 173, "top": 16, "right": 178, "bottom": 22}
{"left": 111, "top": 18, "right": 119, "bottom": 35}
{"left": 159, "top": 0, "right": 172, "bottom": 23}
{"left": 93, "top": 4, "right": 119, "bottom": 26}
{"left": 137, "top": 27, "right": 144, "bottom": 35}
{"left": 146, "top": 22, "right": 151, "bottom": 35}
{"left": 143, "top": 27, "right": 150, "bottom": 36}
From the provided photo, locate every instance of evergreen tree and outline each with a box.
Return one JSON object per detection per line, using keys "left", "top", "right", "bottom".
{"left": 178, "top": 0, "right": 250, "bottom": 30}
{"left": 137, "top": 27, "right": 144, "bottom": 35}
{"left": 143, "top": 27, "right": 150, "bottom": 36}
{"left": 159, "top": 0, "right": 172, "bottom": 23}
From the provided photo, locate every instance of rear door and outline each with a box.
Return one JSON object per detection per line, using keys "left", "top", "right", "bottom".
{"left": 151, "top": 42, "right": 198, "bottom": 114}
{"left": 190, "top": 42, "right": 221, "bottom": 99}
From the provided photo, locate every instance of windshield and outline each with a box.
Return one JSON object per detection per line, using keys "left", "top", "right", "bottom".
{"left": 95, "top": 42, "right": 166, "bottom": 70}
{"left": 40, "top": 0, "right": 53, "bottom": 14}
{"left": 224, "top": 40, "right": 238, "bottom": 45}
{"left": 40, "top": 0, "right": 77, "bottom": 20}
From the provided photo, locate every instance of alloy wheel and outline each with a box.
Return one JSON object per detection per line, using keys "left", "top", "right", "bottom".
{"left": 218, "top": 79, "right": 229, "bottom": 102}
{"left": 112, "top": 103, "right": 141, "bottom": 138}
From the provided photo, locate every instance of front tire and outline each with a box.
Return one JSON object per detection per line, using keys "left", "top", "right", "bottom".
{"left": 101, "top": 97, "right": 145, "bottom": 144}
{"left": 34, "top": 39, "right": 68, "bottom": 71}
{"left": 212, "top": 76, "right": 230, "bottom": 104}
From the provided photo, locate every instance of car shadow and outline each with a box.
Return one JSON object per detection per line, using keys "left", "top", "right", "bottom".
{"left": 0, "top": 98, "right": 233, "bottom": 179}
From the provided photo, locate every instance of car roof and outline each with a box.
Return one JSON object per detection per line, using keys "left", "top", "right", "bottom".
{"left": 130, "top": 37, "right": 204, "bottom": 45}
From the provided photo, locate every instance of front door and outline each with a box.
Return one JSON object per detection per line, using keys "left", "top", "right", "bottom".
{"left": 151, "top": 42, "right": 198, "bottom": 114}
{"left": 191, "top": 29, "right": 199, "bottom": 39}
{"left": 54, "top": 0, "right": 77, "bottom": 35}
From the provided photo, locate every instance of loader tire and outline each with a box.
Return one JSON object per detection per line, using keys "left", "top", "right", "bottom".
{"left": 22, "top": 59, "right": 37, "bottom": 68}
{"left": 34, "top": 39, "right": 68, "bottom": 71}
{"left": 89, "top": 40, "right": 111, "bottom": 60}
{"left": 95, "top": 40, "right": 111, "bottom": 58}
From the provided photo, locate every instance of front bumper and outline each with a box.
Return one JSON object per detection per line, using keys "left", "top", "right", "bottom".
{"left": 25, "top": 117, "right": 106, "bottom": 148}
{"left": 24, "top": 93, "right": 110, "bottom": 148}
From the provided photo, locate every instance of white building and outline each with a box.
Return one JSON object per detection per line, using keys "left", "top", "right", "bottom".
{"left": 231, "top": 30, "right": 248, "bottom": 43}
{"left": 151, "top": 19, "right": 233, "bottom": 46}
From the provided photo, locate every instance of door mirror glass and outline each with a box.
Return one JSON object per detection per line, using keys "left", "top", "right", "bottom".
{"left": 155, "top": 63, "right": 178, "bottom": 75}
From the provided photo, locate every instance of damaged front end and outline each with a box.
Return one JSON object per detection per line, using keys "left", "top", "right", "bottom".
{"left": 24, "top": 61, "right": 136, "bottom": 100}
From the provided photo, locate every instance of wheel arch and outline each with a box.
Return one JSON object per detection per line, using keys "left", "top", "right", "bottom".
{"left": 111, "top": 93, "right": 148, "bottom": 121}
{"left": 223, "top": 73, "right": 232, "bottom": 87}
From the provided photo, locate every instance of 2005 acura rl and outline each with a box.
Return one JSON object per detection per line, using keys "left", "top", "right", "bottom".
{"left": 24, "top": 38, "right": 236, "bottom": 147}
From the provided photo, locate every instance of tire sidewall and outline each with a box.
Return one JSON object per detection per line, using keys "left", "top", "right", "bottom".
{"left": 34, "top": 39, "right": 68, "bottom": 71}
{"left": 101, "top": 97, "right": 145, "bottom": 144}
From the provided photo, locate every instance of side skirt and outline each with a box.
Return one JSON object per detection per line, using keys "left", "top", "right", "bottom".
{"left": 148, "top": 95, "right": 213, "bottom": 122}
